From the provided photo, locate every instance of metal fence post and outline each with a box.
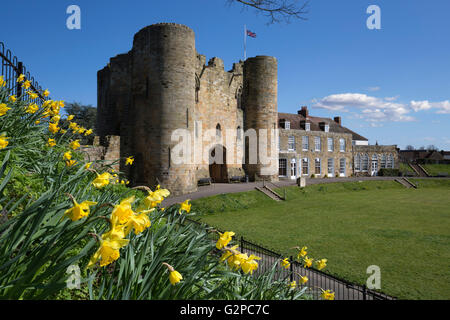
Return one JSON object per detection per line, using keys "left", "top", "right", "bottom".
{"left": 289, "top": 255, "right": 294, "bottom": 283}
{"left": 240, "top": 236, "right": 244, "bottom": 251}
{"left": 16, "top": 61, "right": 23, "bottom": 98}
{"left": 363, "top": 284, "right": 367, "bottom": 300}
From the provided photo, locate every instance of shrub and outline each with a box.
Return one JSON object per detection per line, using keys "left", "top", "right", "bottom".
{"left": 378, "top": 168, "right": 401, "bottom": 177}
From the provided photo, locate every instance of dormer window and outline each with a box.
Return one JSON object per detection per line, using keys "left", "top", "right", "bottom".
{"left": 305, "top": 123, "right": 310, "bottom": 131}
{"left": 285, "top": 121, "right": 290, "bottom": 130}
{"left": 324, "top": 124, "right": 329, "bottom": 133}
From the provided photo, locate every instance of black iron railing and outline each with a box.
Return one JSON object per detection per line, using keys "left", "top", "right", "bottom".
{"left": 183, "top": 217, "right": 396, "bottom": 300}
{"left": 0, "top": 41, "right": 48, "bottom": 105}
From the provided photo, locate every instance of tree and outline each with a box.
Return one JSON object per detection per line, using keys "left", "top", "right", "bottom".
{"left": 227, "top": 0, "right": 309, "bottom": 24}
{"left": 63, "top": 102, "right": 97, "bottom": 145}
{"left": 406, "top": 145, "right": 415, "bottom": 150}
{"left": 427, "top": 145, "right": 439, "bottom": 152}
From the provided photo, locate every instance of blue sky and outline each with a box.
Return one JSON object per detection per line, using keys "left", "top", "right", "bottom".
{"left": 1, "top": 0, "right": 449, "bottom": 149}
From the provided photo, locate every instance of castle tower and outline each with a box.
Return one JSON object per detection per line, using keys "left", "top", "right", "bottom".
{"left": 129, "top": 23, "right": 196, "bottom": 195}
{"left": 242, "top": 56, "right": 279, "bottom": 181}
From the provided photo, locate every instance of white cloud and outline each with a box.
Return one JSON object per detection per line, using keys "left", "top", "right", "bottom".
{"left": 312, "top": 93, "right": 415, "bottom": 123}
{"left": 367, "top": 86, "right": 380, "bottom": 92}
{"left": 410, "top": 100, "right": 450, "bottom": 114}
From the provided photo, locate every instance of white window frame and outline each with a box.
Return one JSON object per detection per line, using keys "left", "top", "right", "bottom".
{"left": 302, "top": 158, "right": 309, "bottom": 175}
{"left": 314, "top": 136, "right": 321, "bottom": 152}
{"left": 339, "top": 158, "right": 346, "bottom": 177}
{"left": 288, "top": 136, "right": 295, "bottom": 151}
{"left": 327, "top": 158, "right": 334, "bottom": 177}
{"left": 285, "top": 121, "right": 290, "bottom": 130}
{"left": 354, "top": 154, "right": 361, "bottom": 172}
{"left": 279, "top": 158, "right": 287, "bottom": 177}
{"left": 327, "top": 137, "right": 334, "bottom": 152}
{"left": 302, "top": 136, "right": 309, "bottom": 151}
{"left": 314, "top": 158, "right": 321, "bottom": 175}
{"left": 324, "top": 124, "right": 329, "bottom": 133}
{"left": 339, "top": 138, "right": 346, "bottom": 152}
{"left": 305, "top": 122, "right": 310, "bottom": 131}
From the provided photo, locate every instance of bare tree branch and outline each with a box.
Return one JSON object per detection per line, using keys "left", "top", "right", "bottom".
{"left": 227, "top": 0, "right": 309, "bottom": 24}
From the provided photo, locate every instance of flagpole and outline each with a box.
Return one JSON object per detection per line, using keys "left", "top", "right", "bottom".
{"left": 244, "top": 24, "right": 247, "bottom": 61}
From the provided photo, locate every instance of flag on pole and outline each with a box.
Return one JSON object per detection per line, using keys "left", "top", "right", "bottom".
{"left": 246, "top": 29, "right": 257, "bottom": 38}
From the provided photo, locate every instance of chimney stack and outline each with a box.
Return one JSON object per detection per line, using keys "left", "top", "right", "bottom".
{"left": 298, "top": 106, "right": 308, "bottom": 117}
{"left": 334, "top": 116, "right": 341, "bottom": 125}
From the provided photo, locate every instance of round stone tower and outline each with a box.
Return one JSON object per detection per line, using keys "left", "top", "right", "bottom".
{"left": 242, "top": 55, "right": 279, "bottom": 181}
{"left": 130, "top": 23, "right": 196, "bottom": 195}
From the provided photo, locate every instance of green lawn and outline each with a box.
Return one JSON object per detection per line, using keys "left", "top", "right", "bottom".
{"left": 191, "top": 179, "right": 450, "bottom": 300}
{"left": 422, "top": 164, "right": 450, "bottom": 177}
{"left": 399, "top": 162, "right": 417, "bottom": 176}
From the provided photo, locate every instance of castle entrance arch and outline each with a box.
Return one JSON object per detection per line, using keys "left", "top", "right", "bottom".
{"left": 209, "top": 144, "right": 228, "bottom": 183}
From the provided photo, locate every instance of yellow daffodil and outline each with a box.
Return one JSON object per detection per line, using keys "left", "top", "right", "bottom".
{"left": 321, "top": 289, "right": 335, "bottom": 300}
{"left": 125, "top": 156, "right": 134, "bottom": 165}
{"left": 241, "top": 254, "right": 261, "bottom": 275}
{"left": 289, "top": 281, "right": 297, "bottom": 289}
{"left": 178, "top": 199, "right": 191, "bottom": 214}
{"left": 16, "top": 74, "right": 25, "bottom": 83}
{"left": 48, "top": 122, "right": 60, "bottom": 134}
{"left": 111, "top": 196, "right": 135, "bottom": 225}
{"left": 125, "top": 210, "right": 152, "bottom": 236}
{"left": 50, "top": 115, "right": 60, "bottom": 123}
{"left": 25, "top": 103, "right": 39, "bottom": 114}
{"left": 220, "top": 245, "right": 239, "bottom": 263}
{"left": 299, "top": 275, "right": 308, "bottom": 284}
{"left": 216, "top": 231, "right": 235, "bottom": 250}
{"left": 303, "top": 256, "right": 313, "bottom": 268}
{"left": 65, "top": 159, "right": 77, "bottom": 167}
{"left": 87, "top": 237, "right": 129, "bottom": 268}
{"left": 47, "top": 138, "right": 56, "bottom": 147}
{"left": 8, "top": 95, "right": 16, "bottom": 103}
{"left": 84, "top": 128, "right": 93, "bottom": 136}
{"left": 27, "top": 91, "right": 38, "bottom": 100}
{"left": 35, "top": 120, "right": 40, "bottom": 125}
{"left": 69, "top": 140, "right": 81, "bottom": 150}
{"left": 22, "top": 80, "right": 31, "bottom": 89}
{"left": 0, "top": 136, "right": 9, "bottom": 149}
{"left": 67, "top": 114, "right": 74, "bottom": 121}
{"left": 92, "top": 172, "right": 111, "bottom": 189}
{"left": 0, "top": 103, "right": 11, "bottom": 116}
{"left": 141, "top": 185, "right": 170, "bottom": 210}
{"left": 63, "top": 198, "right": 97, "bottom": 221}
{"left": 58, "top": 100, "right": 65, "bottom": 108}
{"left": 281, "top": 258, "right": 290, "bottom": 269}
{"left": 297, "top": 246, "right": 307, "bottom": 259}
{"left": 0, "top": 76, "right": 5, "bottom": 87}
{"left": 169, "top": 270, "right": 183, "bottom": 285}
{"left": 69, "top": 122, "right": 77, "bottom": 130}
{"left": 60, "top": 129, "right": 67, "bottom": 134}
{"left": 316, "top": 259, "right": 327, "bottom": 270}
{"left": 43, "top": 89, "right": 50, "bottom": 97}
{"left": 63, "top": 151, "right": 72, "bottom": 161}
{"left": 78, "top": 127, "right": 86, "bottom": 134}
{"left": 85, "top": 162, "right": 92, "bottom": 169}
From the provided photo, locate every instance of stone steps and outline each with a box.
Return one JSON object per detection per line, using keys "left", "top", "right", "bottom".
{"left": 395, "top": 177, "right": 417, "bottom": 189}
{"left": 255, "top": 186, "right": 284, "bottom": 201}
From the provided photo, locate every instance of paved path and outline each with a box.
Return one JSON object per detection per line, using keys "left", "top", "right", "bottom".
{"left": 161, "top": 176, "right": 447, "bottom": 207}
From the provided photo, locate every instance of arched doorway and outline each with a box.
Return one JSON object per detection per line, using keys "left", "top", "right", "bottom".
{"left": 209, "top": 144, "right": 228, "bottom": 183}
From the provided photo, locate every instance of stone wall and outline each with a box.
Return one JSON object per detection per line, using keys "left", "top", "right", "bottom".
{"left": 81, "top": 135, "right": 121, "bottom": 171}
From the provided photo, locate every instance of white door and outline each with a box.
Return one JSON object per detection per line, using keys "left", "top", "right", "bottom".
{"left": 290, "top": 159, "right": 297, "bottom": 180}
{"left": 371, "top": 155, "right": 378, "bottom": 176}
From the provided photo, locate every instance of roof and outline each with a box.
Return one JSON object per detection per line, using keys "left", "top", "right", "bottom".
{"left": 277, "top": 112, "right": 368, "bottom": 141}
